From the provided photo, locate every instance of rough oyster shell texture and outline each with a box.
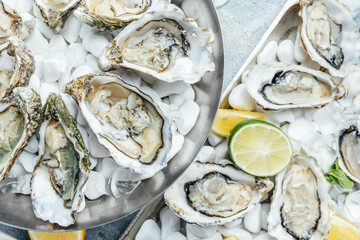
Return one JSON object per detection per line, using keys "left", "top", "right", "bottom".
{"left": 299, "top": 0, "right": 360, "bottom": 77}
{"left": 75, "top": 0, "right": 170, "bottom": 31}
{"left": 245, "top": 62, "right": 346, "bottom": 111}
{"left": 0, "top": 87, "right": 42, "bottom": 181}
{"left": 34, "top": 0, "right": 83, "bottom": 32}
{"left": 31, "top": 93, "right": 90, "bottom": 227}
{"left": 164, "top": 162, "right": 274, "bottom": 227}
{"left": 64, "top": 73, "right": 172, "bottom": 178}
{"left": 99, "top": 5, "right": 215, "bottom": 84}
{"left": 268, "top": 154, "right": 332, "bottom": 240}
{"left": 0, "top": 36, "right": 35, "bottom": 102}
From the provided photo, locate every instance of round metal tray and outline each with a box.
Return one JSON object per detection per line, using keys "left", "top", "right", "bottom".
{"left": 0, "top": 0, "right": 224, "bottom": 231}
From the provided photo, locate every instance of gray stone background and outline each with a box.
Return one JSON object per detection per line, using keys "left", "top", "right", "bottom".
{"left": 0, "top": 0, "right": 288, "bottom": 239}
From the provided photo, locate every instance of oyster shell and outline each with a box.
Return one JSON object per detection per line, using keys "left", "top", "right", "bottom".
{"left": 0, "top": 87, "right": 42, "bottom": 181}
{"left": 98, "top": 6, "right": 215, "bottom": 84}
{"left": 64, "top": 73, "right": 172, "bottom": 177}
{"left": 338, "top": 125, "right": 360, "bottom": 184}
{"left": 299, "top": 0, "right": 360, "bottom": 77}
{"left": 164, "top": 162, "right": 274, "bottom": 226}
{"left": 245, "top": 62, "right": 346, "bottom": 110}
{"left": 34, "top": 0, "right": 83, "bottom": 32}
{"left": 0, "top": 1, "right": 35, "bottom": 44}
{"left": 268, "top": 154, "right": 332, "bottom": 240}
{"left": 0, "top": 36, "right": 35, "bottom": 102}
{"left": 31, "top": 93, "right": 90, "bottom": 227}
{"left": 75, "top": 0, "right": 170, "bottom": 31}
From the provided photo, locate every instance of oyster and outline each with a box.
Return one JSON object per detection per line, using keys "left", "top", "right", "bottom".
{"left": 0, "top": 36, "right": 35, "bottom": 102}
{"left": 0, "top": 1, "right": 35, "bottom": 44}
{"left": 75, "top": 0, "right": 170, "bottom": 31}
{"left": 34, "top": 0, "right": 83, "bottom": 32}
{"left": 299, "top": 0, "right": 360, "bottom": 77}
{"left": 268, "top": 154, "right": 332, "bottom": 240}
{"left": 164, "top": 162, "right": 274, "bottom": 226}
{"left": 0, "top": 87, "right": 42, "bottom": 181}
{"left": 338, "top": 125, "right": 360, "bottom": 184}
{"left": 98, "top": 6, "right": 215, "bottom": 84}
{"left": 31, "top": 93, "right": 90, "bottom": 227}
{"left": 64, "top": 73, "right": 172, "bottom": 177}
{"left": 245, "top": 62, "right": 346, "bottom": 110}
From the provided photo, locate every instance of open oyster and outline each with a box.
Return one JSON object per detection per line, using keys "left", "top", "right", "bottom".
{"left": 64, "top": 73, "right": 172, "bottom": 177}
{"left": 0, "top": 1, "right": 35, "bottom": 44}
{"left": 75, "top": 0, "right": 170, "bottom": 31}
{"left": 164, "top": 162, "right": 274, "bottom": 227}
{"left": 0, "top": 36, "right": 35, "bottom": 102}
{"left": 299, "top": 0, "right": 360, "bottom": 77}
{"left": 338, "top": 125, "right": 360, "bottom": 184}
{"left": 34, "top": 0, "right": 82, "bottom": 32}
{"left": 245, "top": 62, "right": 346, "bottom": 111}
{"left": 268, "top": 154, "right": 332, "bottom": 240}
{"left": 0, "top": 87, "right": 42, "bottom": 181}
{"left": 31, "top": 93, "right": 90, "bottom": 227}
{"left": 99, "top": 6, "right": 215, "bottom": 84}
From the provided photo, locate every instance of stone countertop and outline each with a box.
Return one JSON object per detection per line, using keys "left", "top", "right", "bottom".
{"left": 0, "top": 0, "right": 287, "bottom": 239}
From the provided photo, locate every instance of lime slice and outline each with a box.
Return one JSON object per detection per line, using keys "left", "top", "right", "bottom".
{"left": 211, "top": 109, "right": 266, "bottom": 137}
{"left": 228, "top": 119, "right": 293, "bottom": 176}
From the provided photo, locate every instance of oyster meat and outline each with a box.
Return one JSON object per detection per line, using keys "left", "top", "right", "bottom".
{"left": 31, "top": 93, "right": 90, "bottom": 227}
{"left": 0, "top": 87, "right": 42, "bottom": 181}
{"left": 0, "top": 36, "right": 35, "bottom": 102}
{"left": 338, "top": 125, "right": 360, "bottom": 184}
{"left": 34, "top": 0, "right": 83, "bottom": 32}
{"left": 64, "top": 73, "right": 172, "bottom": 177}
{"left": 245, "top": 62, "right": 346, "bottom": 110}
{"left": 99, "top": 6, "right": 215, "bottom": 84}
{"left": 299, "top": 0, "right": 360, "bottom": 77}
{"left": 268, "top": 154, "right": 332, "bottom": 240}
{"left": 164, "top": 162, "right": 274, "bottom": 226}
{"left": 75, "top": 0, "right": 170, "bottom": 31}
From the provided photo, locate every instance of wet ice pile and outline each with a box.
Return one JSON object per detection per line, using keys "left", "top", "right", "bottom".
{"left": 0, "top": 0, "right": 200, "bottom": 200}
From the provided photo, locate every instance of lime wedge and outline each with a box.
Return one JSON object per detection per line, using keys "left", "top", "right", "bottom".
{"left": 228, "top": 119, "right": 293, "bottom": 176}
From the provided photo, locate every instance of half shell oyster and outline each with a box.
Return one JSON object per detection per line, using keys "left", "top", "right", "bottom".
{"left": 0, "top": 36, "right": 35, "bottom": 102}
{"left": 268, "top": 154, "right": 332, "bottom": 240}
{"left": 31, "top": 93, "right": 90, "bottom": 227}
{"left": 245, "top": 62, "right": 346, "bottom": 110}
{"left": 98, "top": 6, "right": 215, "bottom": 84}
{"left": 299, "top": 0, "right": 360, "bottom": 77}
{"left": 338, "top": 125, "right": 360, "bottom": 184}
{"left": 75, "top": 0, "right": 170, "bottom": 31}
{"left": 0, "top": 87, "right": 42, "bottom": 181}
{"left": 34, "top": 0, "right": 83, "bottom": 32}
{"left": 64, "top": 73, "right": 172, "bottom": 177}
{"left": 164, "top": 162, "right": 274, "bottom": 226}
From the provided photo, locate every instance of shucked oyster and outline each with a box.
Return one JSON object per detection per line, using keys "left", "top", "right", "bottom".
{"left": 0, "top": 36, "right": 35, "bottom": 102}
{"left": 34, "top": 0, "right": 82, "bottom": 32}
{"left": 164, "top": 162, "right": 274, "bottom": 226}
{"left": 31, "top": 93, "right": 90, "bottom": 227}
{"left": 0, "top": 87, "right": 41, "bottom": 181}
{"left": 0, "top": 1, "right": 35, "bottom": 44}
{"left": 65, "top": 73, "right": 172, "bottom": 177}
{"left": 245, "top": 62, "right": 345, "bottom": 111}
{"left": 75, "top": 0, "right": 170, "bottom": 31}
{"left": 268, "top": 154, "right": 332, "bottom": 240}
{"left": 299, "top": 0, "right": 360, "bottom": 77}
{"left": 338, "top": 125, "right": 360, "bottom": 184}
{"left": 99, "top": 6, "right": 215, "bottom": 84}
